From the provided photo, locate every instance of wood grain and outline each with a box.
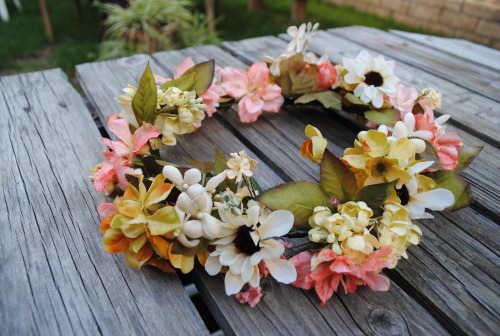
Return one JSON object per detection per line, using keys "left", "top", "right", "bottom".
{"left": 77, "top": 47, "right": 450, "bottom": 335}
{"left": 0, "top": 69, "right": 209, "bottom": 335}
{"left": 218, "top": 37, "right": 500, "bottom": 334}
{"left": 389, "top": 30, "right": 500, "bottom": 72}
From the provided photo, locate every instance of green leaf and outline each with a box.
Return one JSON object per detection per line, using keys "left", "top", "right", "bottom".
{"left": 160, "top": 59, "right": 215, "bottom": 94}
{"left": 184, "top": 158, "right": 214, "bottom": 174}
{"left": 171, "top": 237, "right": 210, "bottom": 256}
{"left": 132, "top": 62, "right": 158, "bottom": 125}
{"left": 364, "top": 109, "right": 400, "bottom": 126}
{"left": 295, "top": 91, "right": 342, "bottom": 110}
{"left": 344, "top": 93, "right": 367, "bottom": 105}
{"left": 214, "top": 146, "right": 237, "bottom": 192}
{"left": 454, "top": 146, "right": 483, "bottom": 172}
{"left": 125, "top": 174, "right": 140, "bottom": 189}
{"left": 250, "top": 177, "right": 263, "bottom": 195}
{"left": 425, "top": 170, "right": 472, "bottom": 211}
{"left": 355, "top": 179, "right": 399, "bottom": 217}
{"left": 320, "top": 149, "right": 358, "bottom": 202}
{"left": 256, "top": 181, "right": 332, "bottom": 229}
{"left": 271, "top": 54, "right": 318, "bottom": 97}
{"left": 414, "top": 139, "right": 443, "bottom": 170}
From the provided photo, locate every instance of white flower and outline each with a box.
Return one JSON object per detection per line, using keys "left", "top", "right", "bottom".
{"left": 343, "top": 50, "right": 399, "bottom": 108}
{"left": 176, "top": 184, "right": 221, "bottom": 241}
{"left": 205, "top": 201, "right": 297, "bottom": 295}
{"left": 396, "top": 161, "right": 455, "bottom": 219}
{"left": 387, "top": 113, "right": 434, "bottom": 153}
{"left": 286, "top": 22, "right": 319, "bottom": 54}
{"left": 171, "top": 169, "right": 228, "bottom": 244}
{"left": 226, "top": 151, "right": 257, "bottom": 183}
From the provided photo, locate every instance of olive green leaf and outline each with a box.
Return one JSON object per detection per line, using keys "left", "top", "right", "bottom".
{"left": 364, "top": 109, "right": 400, "bottom": 126}
{"left": 160, "top": 59, "right": 215, "bottom": 94}
{"left": 320, "top": 149, "right": 358, "bottom": 202}
{"left": 454, "top": 146, "right": 483, "bottom": 172}
{"left": 295, "top": 91, "right": 342, "bottom": 110}
{"left": 132, "top": 62, "right": 158, "bottom": 125}
{"left": 184, "top": 158, "right": 214, "bottom": 174}
{"left": 414, "top": 138, "right": 443, "bottom": 170}
{"left": 355, "top": 179, "right": 399, "bottom": 217}
{"left": 256, "top": 181, "right": 332, "bottom": 229}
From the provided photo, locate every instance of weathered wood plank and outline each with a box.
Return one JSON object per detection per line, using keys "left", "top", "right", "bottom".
{"left": 270, "top": 31, "right": 500, "bottom": 217}
{"left": 219, "top": 38, "right": 500, "bottom": 334}
{"left": 389, "top": 30, "right": 500, "bottom": 72}
{"left": 77, "top": 47, "right": 452, "bottom": 335}
{"left": 0, "top": 69, "right": 209, "bottom": 335}
{"left": 330, "top": 26, "right": 500, "bottom": 102}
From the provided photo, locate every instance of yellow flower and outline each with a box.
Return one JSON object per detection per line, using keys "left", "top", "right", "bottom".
{"left": 102, "top": 174, "right": 181, "bottom": 269}
{"left": 342, "top": 130, "right": 416, "bottom": 187}
{"left": 377, "top": 202, "right": 422, "bottom": 263}
{"left": 300, "top": 125, "right": 328, "bottom": 163}
{"left": 308, "top": 202, "right": 374, "bottom": 256}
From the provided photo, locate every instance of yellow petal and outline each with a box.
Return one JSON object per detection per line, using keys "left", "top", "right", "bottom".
{"left": 305, "top": 124, "right": 322, "bottom": 138}
{"left": 147, "top": 206, "right": 181, "bottom": 235}
{"left": 119, "top": 200, "right": 142, "bottom": 218}
{"left": 102, "top": 228, "right": 129, "bottom": 253}
{"left": 364, "top": 130, "right": 388, "bottom": 157}
{"left": 169, "top": 253, "right": 195, "bottom": 273}
{"left": 389, "top": 137, "right": 416, "bottom": 162}
{"left": 312, "top": 136, "right": 328, "bottom": 160}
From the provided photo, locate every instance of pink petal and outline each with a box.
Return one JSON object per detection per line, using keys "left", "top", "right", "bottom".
{"left": 97, "top": 202, "right": 116, "bottom": 217}
{"left": 93, "top": 162, "right": 116, "bottom": 192}
{"left": 364, "top": 272, "right": 390, "bottom": 292}
{"left": 262, "top": 94, "right": 284, "bottom": 113}
{"left": 175, "top": 56, "right": 195, "bottom": 78}
{"left": 238, "top": 96, "right": 263, "bottom": 123}
{"left": 218, "top": 67, "right": 249, "bottom": 99}
{"left": 133, "top": 123, "right": 161, "bottom": 153}
{"left": 247, "top": 62, "right": 269, "bottom": 88}
{"left": 314, "top": 280, "right": 335, "bottom": 306}
{"left": 107, "top": 113, "right": 132, "bottom": 147}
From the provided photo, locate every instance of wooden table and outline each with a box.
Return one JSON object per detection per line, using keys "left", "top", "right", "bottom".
{"left": 1, "top": 26, "right": 499, "bottom": 335}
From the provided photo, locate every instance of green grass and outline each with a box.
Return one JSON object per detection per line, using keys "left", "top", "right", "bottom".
{"left": 0, "top": 0, "right": 100, "bottom": 78}
{"left": 0, "top": 0, "right": 436, "bottom": 79}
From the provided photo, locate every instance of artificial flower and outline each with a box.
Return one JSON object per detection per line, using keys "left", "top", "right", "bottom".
{"left": 315, "top": 59, "right": 338, "bottom": 91}
{"left": 419, "top": 88, "right": 442, "bottom": 109}
{"left": 205, "top": 200, "right": 297, "bottom": 295}
{"left": 102, "top": 174, "right": 181, "bottom": 269}
{"left": 218, "top": 62, "right": 284, "bottom": 123}
{"left": 236, "top": 285, "right": 263, "bottom": 308}
{"left": 286, "top": 22, "right": 320, "bottom": 54}
{"left": 389, "top": 83, "right": 418, "bottom": 118}
{"left": 300, "top": 125, "right": 328, "bottom": 163}
{"left": 226, "top": 151, "right": 258, "bottom": 183}
{"left": 291, "top": 248, "right": 395, "bottom": 305}
{"left": 343, "top": 50, "right": 399, "bottom": 108}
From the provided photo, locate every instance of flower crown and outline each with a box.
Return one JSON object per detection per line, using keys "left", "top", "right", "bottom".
{"left": 90, "top": 23, "right": 482, "bottom": 307}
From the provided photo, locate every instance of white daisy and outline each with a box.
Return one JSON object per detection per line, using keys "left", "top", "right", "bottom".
{"left": 205, "top": 200, "right": 297, "bottom": 295}
{"left": 377, "top": 113, "right": 434, "bottom": 153}
{"left": 343, "top": 50, "right": 399, "bottom": 108}
{"left": 395, "top": 161, "right": 455, "bottom": 219}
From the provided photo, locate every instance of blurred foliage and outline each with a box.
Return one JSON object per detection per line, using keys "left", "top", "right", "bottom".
{"left": 97, "top": 0, "right": 220, "bottom": 60}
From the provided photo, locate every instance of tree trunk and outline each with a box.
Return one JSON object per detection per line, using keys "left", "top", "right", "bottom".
{"left": 292, "top": 0, "right": 307, "bottom": 21}
{"left": 248, "top": 0, "right": 263, "bottom": 11}
{"left": 205, "top": 0, "right": 216, "bottom": 34}
{"left": 39, "top": 0, "right": 54, "bottom": 44}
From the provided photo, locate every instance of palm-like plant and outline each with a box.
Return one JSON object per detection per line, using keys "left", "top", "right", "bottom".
{"left": 98, "top": 0, "right": 218, "bottom": 58}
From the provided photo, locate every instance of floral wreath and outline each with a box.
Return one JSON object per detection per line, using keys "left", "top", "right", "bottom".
{"left": 90, "top": 23, "right": 482, "bottom": 307}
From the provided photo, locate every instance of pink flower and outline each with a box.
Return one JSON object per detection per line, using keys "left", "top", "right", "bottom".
{"left": 390, "top": 84, "right": 419, "bottom": 119}
{"left": 291, "top": 248, "right": 394, "bottom": 305}
{"left": 218, "top": 62, "right": 284, "bottom": 123}
{"left": 97, "top": 202, "right": 116, "bottom": 217}
{"left": 415, "top": 107, "right": 463, "bottom": 170}
{"left": 236, "top": 285, "right": 262, "bottom": 308}
{"left": 93, "top": 162, "right": 117, "bottom": 194}
{"left": 175, "top": 56, "right": 195, "bottom": 78}
{"left": 94, "top": 114, "right": 160, "bottom": 191}
{"left": 315, "top": 59, "right": 337, "bottom": 91}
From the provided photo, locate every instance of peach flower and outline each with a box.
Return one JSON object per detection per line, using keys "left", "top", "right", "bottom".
{"left": 218, "top": 62, "right": 284, "bottom": 123}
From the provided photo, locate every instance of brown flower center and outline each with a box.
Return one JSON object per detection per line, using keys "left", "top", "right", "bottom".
{"left": 234, "top": 225, "right": 260, "bottom": 255}
{"left": 374, "top": 162, "right": 387, "bottom": 176}
{"left": 396, "top": 185, "right": 410, "bottom": 206}
{"left": 364, "top": 71, "right": 384, "bottom": 87}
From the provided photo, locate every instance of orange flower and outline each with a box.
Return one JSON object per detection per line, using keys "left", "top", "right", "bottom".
{"left": 300, "top": 125, "right": 328, "bottom": 163}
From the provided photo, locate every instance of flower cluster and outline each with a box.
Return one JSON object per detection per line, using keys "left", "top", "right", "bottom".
{"left": 89, "top": 22, "right": 481, "bottom": 308}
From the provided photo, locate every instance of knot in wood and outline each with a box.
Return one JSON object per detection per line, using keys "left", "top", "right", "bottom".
{"left": 368, "top": 308, "right": 406, "bottom": 336}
